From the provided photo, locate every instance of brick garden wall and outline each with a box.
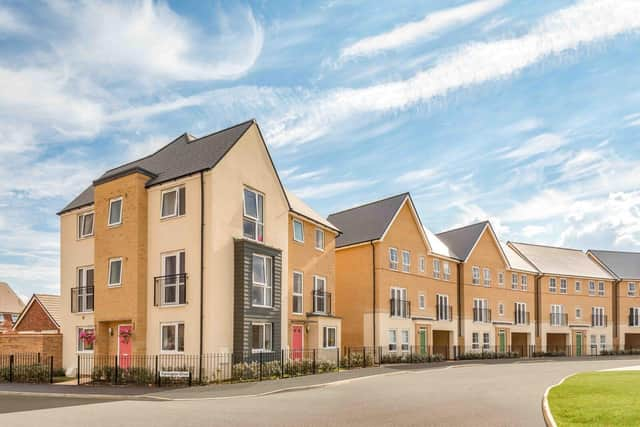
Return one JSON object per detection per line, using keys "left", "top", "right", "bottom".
{"left": 0, "top": 334, "right": 63, "bottom": 369}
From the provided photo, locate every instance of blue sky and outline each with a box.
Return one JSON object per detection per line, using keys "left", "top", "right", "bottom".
{"left": 1, "top": 0, "right": 640, "bottom": 300}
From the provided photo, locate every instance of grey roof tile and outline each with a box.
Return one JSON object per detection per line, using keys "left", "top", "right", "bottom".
{"left": 436, "top": 221, "right": 489, "bottom": 261}
{"left": 588, "top": 250, "right": 640, "bottom": 280}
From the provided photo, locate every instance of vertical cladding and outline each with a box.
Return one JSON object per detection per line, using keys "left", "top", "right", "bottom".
{"left": 233, "top": 239, "right": 282, "bottom": 356}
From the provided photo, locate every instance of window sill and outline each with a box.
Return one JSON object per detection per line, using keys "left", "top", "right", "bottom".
{"left": 251, "top": 350, "right": 274, "bottom": 354}
{"left": 252, "top": 304, "right": 274, "bottom": 309}
{"left": 108, "top": 284, "right": 122, "bottom": 288}
{"left": 107, "top": 223, "right": 122, "bottom": 228}
{"left": 77, "top": 235, "right": 94, "bottom": 241}
{"left": 160, "top": 350, "right": 185, "bottom": 355}
{"left": 160, "top": 214, "right": 185, "bottom": 222}
{"left": 157, "top": 303, "right": 188, "bottom": 309}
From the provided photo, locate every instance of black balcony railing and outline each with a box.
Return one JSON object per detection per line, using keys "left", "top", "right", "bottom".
{"left": 390, "top": 299, "right": 411, "bottom": 318}
{"left": 550, "top": 313, "right": 568, "bottom": 326}
{"left": 514, "top": 311, "right": 530, "bottom": 325}
{"left": 312, "top": 291, "right": 332, "bottom": 315}
{"left": 154, "top": 274, "right": 187, "bottom": 306}
{"left": 437, "top": 305, "right": 453, "bottom": 321}
{"left": 473, "top": 308, "right": 491, "bottom": 323}
{"left": 591, "top": 314, "right": 608, "bottom": 328}
{"left": 71, "top": 286, "right": 94, "bottom": 313}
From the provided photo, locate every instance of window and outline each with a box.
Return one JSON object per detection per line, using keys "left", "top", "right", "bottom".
{"left": 401, "top": 329, "right": 410, "bottom": 352}
{"left": 251, "top": 323, "right": 272, "bottom": 353}
{"left": 600, "top": 335, "right": 606, "bottom": 351}
{"left": 243, "top": 188, "right": 264, "bottom": 242}
{"left": 77, "top": 212, "right": 94, "bottom": 239}
{"left": 161, "top": 323, "right": 185, "bottom": 353}
{"left": 483, "top": 333, "right": 490, "bottom": 351}
{"left": 560, "top": 279, "right": 567, "bottom": 294}
{"left": 515, "top": 302, "right": 527, "bottom": 325}
{"left": 576, "top": 307, "right": 582, "bottom": 319}
{"left": 512, "top": 273, "right": 518, "bottom": 290}
{"left": 323, "top": 327, "right": 337, "bottom": 348}
{"left": 108, "top": 258, "right": 122, "bottom": 287}
{"left": 498, "top": 303, "right": 504, "bottom": 316}
{"left": 550, "top": 304, "right": 565, "bottom": 326}
{"left": 390, "top": 287, "right": 408, "bottom": 318}
{"left": 443, "top": 262, "right": 451, "bottom": 280}
{"left": 592, "top": 307, "right": 605, "bottom": 327}
{"left": 437, "top": 294, "right": 450, "bottom": 320}
{"left": 590, "top": 334, "right": 597, "bottom": 351}
{"left": 11, "top": 313, "right": 18, "bottom": 324}
{"left": 418, "top": 293, "right": 425, "bottom": 310}
{"left": 77, "top": 327, "right": 95, "bottom": 353}
{"left": 498, "top": 272, "right": 505, "bottom": 288}
{"left": 161, "top": 187, "right": 186, "bottom": 219}
{"left": 313, "top": 276, "right": 327, "bottom": 313}
{"left": 630, "top": 307, "right": 640, "bottom": 326}
{"left": 472, "top": 266, "right": 480, "bottom": 285}
{"left": 160, "top": 251, "right": 186, "bottom": 305}
{"left": 75, "top": 266, "right": 94, "bottom": 313}
{"left": 473, "top": 298, "right": 489, "bottom": 322}
{"left": 588, "top": 281, "right": 596, "bottom": 296}
{"left": 483, "top": 268, "right": 491, "bottom": 287}
{"left": 433, "top": 259, "right": 441, "bottom": 279}
{"left": 472, "top": 332, "right": 479, "bottom": 350}
{"left": 292, "top": 219, "right": 304, "bottom": 243}
{"left": 388, "top": 329, "right": 397, "bottom": 352}
{"left": 575, "top": 281, "right": 581, "bottom": 293}
{"left": 389, "top": 248, "right": 398, "bottom": 270}
{"left": 402, "top": 251, "right": 411, "bottom": 272}
{"left": 598, "top": 282, "right": 605, "bottom": 297}
{"left": 629, "top": 283, "right": 637, "bottom": 297}
{"left": 419, "top": 256, "right": 425, "bottom": 273}
{"left": 108, "top": 197, "right": 123, "bottom": 226}
{"left": 252, "top": 255, "right": 273, "bottom": 307}
{"left": 292, "top": 272, "right": 303, "bottom": 314}
{"left": 521, "top": 275, "right": 528, "bottom": 291}
{"left": 549, "top": 278, "right": 557, "bottom": 293}
{"left": 315, "top": 229, "right": 324, "bottom": 250}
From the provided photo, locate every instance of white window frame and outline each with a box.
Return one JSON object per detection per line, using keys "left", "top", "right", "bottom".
{"left": 77, "top": 326, "right": 95, "bottom": 353}
{"left": 437, "top": 294, "right": 450, "bottom": 320}
{"left": 592, "top": 306, "right": 605, "bottom": 327}
{"left": 498, "top": 272, "right": 505, "bottom": 288}
{"left": 160, "top": 251, "right": 185, "bottom": 306}
{"left": 402, "top": 250, "right": 411, "bottom": 273}
{"left": 243, "top": 187, "right": 264, "bottom": 243}
{"left": 418, "top": 293, "right": 425, "bottom": 310}
{"left": 443, "top": 262, "right": 451, "bottom": 281}
{"left": 600, "top": 334, "right": 606, "bottom": 351}
{"left": 629, "top": 283, "right": 637, "bottom": 297}
{"left": 313, "top": 275, "right": 327, "bottom": 314}
{"left": 252, "top": 254, "right": 273, "bottom": 308}
{"left": 473, "top": 298, "right": 489, "bottom": 322}
{"left": 388, "top": 329, "right": 397, "bottom": 352}
{"left": 292, "top": 271, "right": 304, "bottom": 314}
{"left": 560, "top": 278, "right": 567, "bottom": 294}
{"left": 76, "top": 266, "right": 95, "bottom": 313}
{"left": 401, "top": 329, "right": 410, "bottom": 352}
{"left": 515, "top": 302, "right": 527, "bottom": 325}
{"left": 482, "top": 332, "right": 490, "bottom": 351}
{"left": 472, "top": 266, "right": 480, "bottom": 285}
{"left": 251, "top": 322, "right": 273, "bottom": 353}
{"left": 315, "top": 228, "right": 325, "bottom": 251}
{"left": 598, "top": 282, "right": 605, "bottom": 297}
{"left": 521, "top": 274, "right": 528, "bottom": 291}
{"left": 389, "top": 248, "right": 399, "bottom": 270}
{"left": 160, "top": 186, "right": 185, "bottom": 219}
{"left": 512, "top": 273, "right": 518, "bottom": 290}
{"left": 575, "top": 281, "right": 581, "bottom": 293}
{"left": 549, "top": 278, "right": 557, "bottom": 293}
{"left": 588, "top": 281, "right": 596, "bottom": 296}
{"left": 292, "top": 219, "right": 304, "bottom": 243}
{"left": 550, "top": 304, "right": 564, "bottom": 326}
{"left": 419, "top": 256, "right": 425, "bottom": 273}
{"left": 160, "top": 322, "right": 185, "bottom": 353}
{"left": 576, "top": 307, "right": 582, "bottom": 319}
{"left": 108, "top": 257, "right": 123, "bottom": 287}
{"left": 390, "top": 287, "right": 408, "bottom": 318}
{"left": 483, "top": 268, "right": 491, "bottom": 287}
{"left": 323, "top": 326, "right": 337, "bottom": 349}
{"left": 630, "top": 307, "right": 640, "bottom": 327}
{"left": 498, "top": 303, "right": 504, "bottom": 317}
{"left": 472, "top": 332, "right": 479, "bottom": 350}
{"left": 108, "top": 197, "right": 123, "bottom": 227}
{"left": 77, "top": 211, "right": 94, "bottom": 239}
{"left": 433, "top": 259, "right": 441, "bottom": 279}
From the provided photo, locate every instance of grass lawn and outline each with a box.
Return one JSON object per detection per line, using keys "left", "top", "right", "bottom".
{"left": 548, "top": 371, "right": 640, "bottom": 426}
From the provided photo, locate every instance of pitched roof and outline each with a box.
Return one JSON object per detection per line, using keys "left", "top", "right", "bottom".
{"left": 436, "top": 221, "right": 490, "bottom": 261}
{"left": 0, "top": 282, "right": 25, "bottom": 314}
{"left": 286, "top": 190, "right": 340, "bottom": 233}
{"left": 509, "top": 242, "right": 614, "bottom": 280}
{"left": 13, "top": 294, "right": 61, "bottom": 330}
{"left": 501, "top": 243, "right": 537, "bottom": 273}
{"left": 59, "top": 120, "right": 256, "bottom": 215}
{"left": 327, "top": 193, "right": 409, "bottom": 248}
{"left": 588, "top": 250, "right": 640, "bottom": 280}
{"left": 425, "top": 229, "right": 460, "bottom": 260}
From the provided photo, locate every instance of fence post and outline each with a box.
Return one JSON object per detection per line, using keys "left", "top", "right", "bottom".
{"left": 114, "top": 355, "right": 118, "bottom": 386}
{"left": 9, "top": 354, "right": 14, "bottom": 383}
{"left": 280, "top": 349, "right": 284, "bottom": 379}
{"left": 49, "top": 356, "right": 54, "bottom": 384}
{"left": 155, "top": 355, "right": 160, "bottom": 386}
{"left": 347, "top": 347, "right": 351, "bottom": 369}
{"left": 362, "top": 347, "right": 366, "bottom": 368}
{"left": 188, "top": 370, "right": 192, "bottom": 387}
{"left": 410, "top": 346, "right": 413, "bottom": 363}
{"left": 336, "top": 347, "right": 340, "bottom": 372}
{"left": 38, "top": 352, "right": 41, "bottom": 364}
{"left": 259, "top": 351, "right": 263, "bottom": 382}
{"left": 312, "top": 349, "right": 317, "bottom": 374}
{"left": 77, "top": 355, "right": 80, "bottom": 385}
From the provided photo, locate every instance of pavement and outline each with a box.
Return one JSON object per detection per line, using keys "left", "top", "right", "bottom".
{"left": 0, "top": 358, "right": 639, "bottom": 426}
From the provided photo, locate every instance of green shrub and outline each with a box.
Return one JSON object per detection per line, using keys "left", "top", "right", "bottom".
{"left": 458, "top": 351, "right": 520, "bottom": 360}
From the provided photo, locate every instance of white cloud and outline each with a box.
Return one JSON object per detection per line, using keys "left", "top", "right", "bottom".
{"left": 285, "top": 168, "right": 328, "bottom": 182}
{"left": 339, "top": 0, "right": 507, "bottom": 61}
{"left": 268, "top": 0, "right": 640, "bottom": 147}
{"left": 0, "top": 6, "right": 28, "bottom": 34}
{"left": 505, "top": 118, "right": 543, "bottom": 133}
{"left": 292, "top": 180, "right": 375, "bottom": 199}
{"left": 396, "top": 168, "right": 438, "bottom": 184}
{"left": 500, "top": 133, "right": 568, "bottom": 160}
{"left": 521, "top": 225, "right": 549, "bottom": 238}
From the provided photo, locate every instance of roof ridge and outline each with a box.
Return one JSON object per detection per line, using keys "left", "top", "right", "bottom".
{"left": 589, "top": 249, "right": 640, "bottom": 255}
{"left": 328, "top": 192, "right": 409, "bottom": 217}
{"left": 510, "top": 241, "right": 584, "bottom": 253}
{"left": 437, "top": 220, "right": 489, "bottom": 236}
{"left": 187, "top": 119, "right": 255, "bottom": 144}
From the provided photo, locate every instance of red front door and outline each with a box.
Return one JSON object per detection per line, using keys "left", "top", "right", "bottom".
{"left": 292, "top": 326, "right": 303, "bottom": 360}
{"left": 118, "top": 324, "right": 132, "bottom": 368}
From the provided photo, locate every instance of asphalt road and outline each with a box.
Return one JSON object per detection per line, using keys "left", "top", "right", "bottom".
{"left": 1, "top": 358, "right": 639, "bottom": 427}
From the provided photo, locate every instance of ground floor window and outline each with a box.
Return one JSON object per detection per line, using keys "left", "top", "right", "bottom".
{"left": 161, "top": 322, "right": 185, "bottom": 353}
{"left": 472, "top": 332, "right": 479, "bottom": 350}
{"left": 323, "top": 326, "right": 337, "bottom": 348}
{"left": 77, "top": 327, "right": 95, "bottom": 353}
{"left": 600, "top": 335, "right": 606, "bottom": 351}
{"left": 590, "top": 334, "right": 596, "bottom": 351}
{"left": 401, "top": 329, "right": 410, "bottom": 352}
{"left": 388, "top": 329, "right": 397, "bottom": 352}
{"left": 483, "top": 333, "right": 490, "bottom": 351}
{"left": 252, "top": 323, "right": 273, "bottom": 353}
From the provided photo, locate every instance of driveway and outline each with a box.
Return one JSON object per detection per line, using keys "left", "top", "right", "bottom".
{"left": 1, "top": 358, "right": 638, "bottom": 426}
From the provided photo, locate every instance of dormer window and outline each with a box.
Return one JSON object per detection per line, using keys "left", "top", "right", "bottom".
{"left": 161, "top": 187, "right": 186, "bottom": 219}
{"left": 243, "top": 188, "right": 264, "bottom": 242}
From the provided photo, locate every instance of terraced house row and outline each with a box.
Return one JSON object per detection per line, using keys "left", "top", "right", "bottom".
{"left": 58, "top": 119, "right": 640, "bottom": 374}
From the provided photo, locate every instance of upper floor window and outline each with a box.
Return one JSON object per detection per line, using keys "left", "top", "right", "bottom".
{"left": 402, "top": 251, "right": 410, "bottom": 272}
{"left": 575, "top": 281, "right": 581, "bottom": 293}
{"left": 521, "top": 275, "right": 528, "bottom": 291}
{"left": 433, "top": 259, "right": 441, "bottom": 279}
{"left": 472, "top": 266, "right": 480, "bottom": 285}
{"left": 588, "top": 281, "right": 596, "bottom": 296}
{"left": 252, "top": 254, "right": 272, "bottom": 307}
{"left": 560, "top": 279, "right": 567, "bottom": 294}
{"left": 511, "top": 273, "right": 518, "bottom": 290}
{"left": 108, "top": 258, "right": 122, "bottom": 287}
{"left": 483, "top": 268, "right": 491, "bottom": 287}
{"left": 576, "top": 307, "right": 582, "bottom": 319}
{"left": 77, "top": 212, "right": 94, "bottom": 239}
{"left": 549, "top": 278, "right": 557, "bottom": 293}
{"left": 443, "top": 262, "right": 451, "bottom": 281}
{"left": 315, "top": 228, "right": 325, "bottom": 250}
{"left": 419, "top": 256, "right": 425, "bottom": 273}
{"left": 498, "top": 272, "right": 504, "bottom": 288}
{"left": 161, "top": 187, "right": 186, "bottom": 219}
{"left": 243, "top": 188, "right": 264, "bottom": 242}
{"left": 292, "top": 219, "right": 304, "bottom": 243}
{"left": 629, "top": 283, "right": 637, "bottom": 297}
{"left": 389, "top": 248, "right": 398, "bottom": 270}
{"left": 418, "top": 293, "right": 425, "bottom": 310}
{"left": 498, "top": 303, "right": 504, "bottom": 316}
{"left": 108, "top": 197, "right": 123, "bottom": 226}
{"left": 598, "top": 282, "right": 605, "bottom": 297}
{"left": 292, "top": 271, "right": 303, "bottom": 314}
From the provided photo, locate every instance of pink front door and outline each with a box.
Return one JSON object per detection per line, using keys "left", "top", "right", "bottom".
{"left": 118, "top": 324, "right": 132, "bottom": 368}
{"left": 292, "top": 326, "right": 303, "bottom": 360}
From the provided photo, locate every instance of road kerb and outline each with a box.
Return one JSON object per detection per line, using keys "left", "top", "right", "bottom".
{"left": 542, "top": 373, "right": 576, "bottom": 427}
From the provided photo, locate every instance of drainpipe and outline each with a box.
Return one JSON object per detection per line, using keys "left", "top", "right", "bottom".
{"left": 199, "top": 171, "right": 205, "bottom": 376}
{"left": 371, "top": 241, "right": 376, "bottom": 350}
{"left": 613, "top": 279, "right": 620, "bottom": 349}
{"left": 535, "top": 274, "right": 542, "bottom": 345}
{"left": 456, "top": 262, "right": 463, "bottom": 344}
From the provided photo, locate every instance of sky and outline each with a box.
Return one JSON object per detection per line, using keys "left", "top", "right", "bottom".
{"left": 1, "top": 0, "right": 640, "bottom": 301}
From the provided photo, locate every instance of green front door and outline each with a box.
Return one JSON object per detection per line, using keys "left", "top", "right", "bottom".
{"left": 576, "top": 333, "right": 582, "bottom": 356}
{"left": 499, "top": 330, "right": 506, "bottom": 353}
{"left": 419, "top": 329, "right": 427, "bottom": 354}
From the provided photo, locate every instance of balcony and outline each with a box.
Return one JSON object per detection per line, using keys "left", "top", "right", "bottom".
{"left": 436, "top": 305, "right": 453, "bottom": 321}
{"left": 629, "top": 312, "right": 640, "bottom": 327}
{"left": 71, "top": 286, "right": 94, "bottom": 313}
{"left": 591, "top": 314, "right": 608, "bottom": 328}
{"left": 514, "top": 311, "right": 530, "bottom": 325}
{"left": 312, "top": 290, "right": 332, "bottom": 315}
{"left": 550, "top": 313, "right": 568, "bottom": 327}
{"left": 390, "top": 299, "right": 411, "bottom": 318}
{"left": 154, "top": 273, "right": 187, "bottom": 306}
{"left": 473, "top": 308, "right": 491, "bottom": 323}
